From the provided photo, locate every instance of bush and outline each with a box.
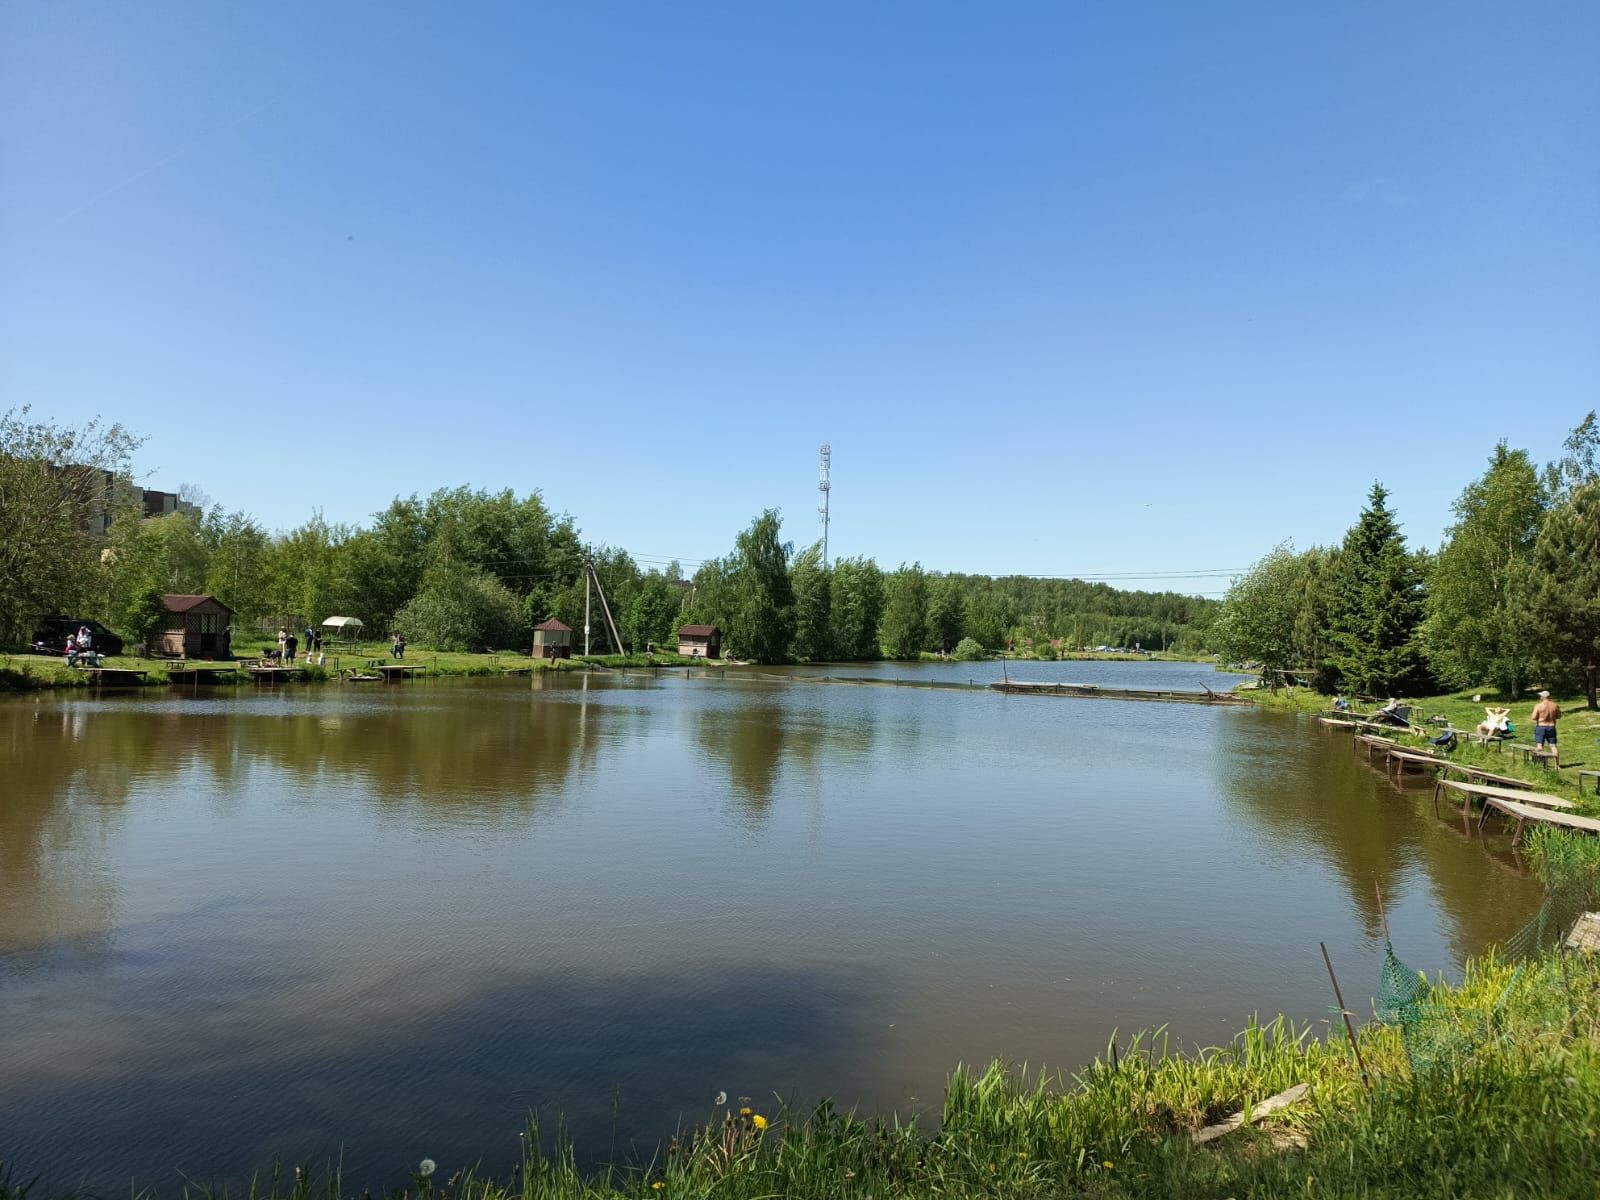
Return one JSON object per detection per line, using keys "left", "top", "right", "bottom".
{"left": 393, "top": 572, "right": 525, "bottom": 652}
{"left": 952, "top": 636, "right": 985, "bottom": 661}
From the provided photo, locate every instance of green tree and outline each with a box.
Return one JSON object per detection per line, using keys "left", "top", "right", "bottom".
{"left": 927, "top": 576, "right": 966, "bottom": 653}
{"left": 1543, "top": 410, "right": 1600, "bottom": 504}
{"left": 393, "top": 570, "right": 526, "bottom": 651}
{"left": 1212, "top": 545, "right": 1312, "bottom": 681}
{"left": 203, "top": 510, "right": 271, "bottom": 622}
{"left": 952, "top": 635, "right": 985, "bottom": 661}
{"left": 829, "top": 556, "right": 884, "bottom": 660}
{"left": 0, "top": 407, "right": 140, "bottom": 644}
{"left": 790, "top": 543, "right": 834, "bottom": 661}
{"left": 1424, "top": 443, "right": 1545, "bottom": 695}
{"left": 624, "top": 573, "right": 679, "bottom": 652}
{"left": 1325, "top": 483, "right": 1429, "bottom": 695}
{"left": 1521, "top": 482, "right": 1600, "bottom": 709}
{"left": 123, "top": 586, "right": 169, "bottom": 656}
{"left": 722, "top": 511, "right": 795, "bottom": 664}
{"left": 880, "top": 563, "right": 929, "bottom": 659}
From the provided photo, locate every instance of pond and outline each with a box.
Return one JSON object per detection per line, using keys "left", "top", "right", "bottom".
{"left": 0, "top": 663, "right": 1543, "bottom": 1189}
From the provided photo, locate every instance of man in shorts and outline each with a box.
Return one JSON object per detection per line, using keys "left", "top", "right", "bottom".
{"left": 1531, "top": 691, "right": 1561, "bottom": 754}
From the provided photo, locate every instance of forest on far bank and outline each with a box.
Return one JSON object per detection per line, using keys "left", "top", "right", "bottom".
{"left": 1, "top": 408, "right": 1216, "bottom": 663}
{"left": 1214, "top": 412, "right": 1600, "bottom": 708}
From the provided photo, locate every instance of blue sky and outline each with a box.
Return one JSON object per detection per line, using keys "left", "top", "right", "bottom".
{"left": 4, "top": 3, "right": 1596, "bottom": 596}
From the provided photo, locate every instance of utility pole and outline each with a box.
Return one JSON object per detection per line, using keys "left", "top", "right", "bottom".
{"left": 584, "top": 548, "right": 592, "bottom": 656}
{"left": 818, "top": 442, "right": 832, "bottom": 568}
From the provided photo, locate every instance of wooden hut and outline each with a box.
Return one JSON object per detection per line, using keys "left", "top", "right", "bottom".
{"left": 532, "top": 617, "right": 573, "bottom": 659}
{"left": 156, "top": 594, "right": 234, "bottom": 659}
{"left": 677, "top": 624, "right": 722, "bottom": 659}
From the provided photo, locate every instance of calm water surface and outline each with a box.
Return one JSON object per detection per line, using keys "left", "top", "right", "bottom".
{"left": 0, "top": 663, "right": 1542, "bottom": 1189}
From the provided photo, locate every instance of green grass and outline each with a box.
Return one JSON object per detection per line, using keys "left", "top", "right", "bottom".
{"left": 0, "top": 644, "right": 716, "bottom": 691}
{"left": 16, "top": 948, "right": 1597, "bottom": 1199}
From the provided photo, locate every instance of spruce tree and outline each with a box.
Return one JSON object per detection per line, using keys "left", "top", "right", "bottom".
{"left": 1325, "top": 482, "right": 1428, "bottom": 695}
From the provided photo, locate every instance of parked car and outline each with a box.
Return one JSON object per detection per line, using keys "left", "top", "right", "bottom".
{"left": 31, "top": 617, "right": 125, "bottom": 657}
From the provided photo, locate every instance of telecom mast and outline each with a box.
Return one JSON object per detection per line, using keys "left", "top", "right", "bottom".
{"left": 818, "top": 443, "right": 832, "bottom": 568}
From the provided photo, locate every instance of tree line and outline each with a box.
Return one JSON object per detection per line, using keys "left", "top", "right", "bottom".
{"left": 1214, "top": 413, "right": 1600, "bottom": 707}
{"left": 2, "top": 408, "right": 1218, "bottom": 661}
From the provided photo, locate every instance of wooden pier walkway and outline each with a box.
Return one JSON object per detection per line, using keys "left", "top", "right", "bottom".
{"left": 78, "top": 667, "right": 147, "bottom": 687}
{"left": 1434, "top": 778, "right": 1575, "bottom": 819}
{"left": 1479, "top": 796, "right": 1600, "bottom": 846}
{"left": 988, "top": 680, "right": 1248, "bottom": 705}
{"left": 166, "top": 664, "right": 239, "bottom": 685}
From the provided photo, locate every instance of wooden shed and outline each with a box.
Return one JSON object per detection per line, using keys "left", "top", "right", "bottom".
{"left": 677, "top": 624, "right": 722, "bottom": 659}
{"left": 532, "top": 617, "right": 573, "bottom": 659}
{"left": 156, "top": 594, "right": 234, "bottom": 659}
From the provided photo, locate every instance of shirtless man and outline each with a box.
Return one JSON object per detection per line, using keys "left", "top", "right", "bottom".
{"left": 1531, "top": 691, "right": 1561, "bottom": 752}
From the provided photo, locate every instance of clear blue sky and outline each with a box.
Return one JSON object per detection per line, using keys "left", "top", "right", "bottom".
{"left": 4, "top": 3, "right": 1596, "bottom": 596}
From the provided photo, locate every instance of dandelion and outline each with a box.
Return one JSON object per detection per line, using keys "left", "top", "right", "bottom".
{"left": 651, "top": 1184, "right": 664, "bottom": 1192}
{"left": 714, "top": 1091, "right": 727, "bottom": 1106}
{"left": 419, "top": 1159, "right": 436, "bottom": 1178}
{"left": 1102, "top": 1161, "right": 1114, "bottom": 1170}
{"left": 1016, "top": 1151, "right": 1028, "bottom": 1159}
{"left": 751, "top": 1114, "right": 768, "bottom": 1131}
{"left": 739, "top": 1106, "right": 751, "bottom": 1116}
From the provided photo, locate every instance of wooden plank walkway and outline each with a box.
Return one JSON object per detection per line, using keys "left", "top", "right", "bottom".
{"left": 1438, "top": 762, "right": 1536, "bottom": 791}
{"left": 988, "top": 681, "right": 1248, "bottom": 705}
{"left": 78, "top": 667, "right": 147, "bottom": 686}
{"left": 372, "top": 663, "right": 425, "bottom": 681}
{"left": 1385, "top": 747, "right": 1445, "bottom": 778}
{"left": 1479, "top": 796, "right": 1600, "bottom": 846}
{"left": 1434, "top": 778, "right": 1576, "bottom": 819}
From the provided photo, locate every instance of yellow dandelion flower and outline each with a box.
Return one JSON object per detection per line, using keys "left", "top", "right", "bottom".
{"left": 1102, "top": 1160, "right": 1114, "bottom": 1170}
{"left": 751, "top": 1114, "right": 769, "bottom": 1131}
{"left": 651, "top": 1184, "right": 664, "bottom": 1192}
{"left": 739, "top": 1106, "right": 751, "bottom": 1116}
{"left": 1016, "top": 1151, "right": 1028, "bottom": 1159}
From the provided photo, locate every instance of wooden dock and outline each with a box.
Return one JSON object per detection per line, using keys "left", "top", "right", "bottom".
{"left": 245, "top": 665, "right": 303, "bottom": 684}
{"left": 372, "top": 663, "right": 425, "bottom": 681}
{"left": 1434, "top": 778, "right": 1575, "bottom": 819}
{"left": 166, "top": 664, "right": 239, "bottom": 685}
{"left": 988, "top": 680, "right": 1248, "bottom": 705}
{"left": 1479, "top": 796, "right": 1600, "bottom": 846}
{"left": 78, "top": 667, "right": 147, "bottom": 687}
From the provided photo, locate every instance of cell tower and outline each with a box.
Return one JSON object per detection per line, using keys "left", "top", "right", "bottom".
{"left": 818, "top": 443, "right": 832, "bottom": 568}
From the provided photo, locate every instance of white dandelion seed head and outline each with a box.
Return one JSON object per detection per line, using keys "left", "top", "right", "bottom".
{"left": 419, "top": 1159, "right": 436, "bottom": 1177}
{"left": 714, "top": 1091, "right": 727, "bottom": 1106}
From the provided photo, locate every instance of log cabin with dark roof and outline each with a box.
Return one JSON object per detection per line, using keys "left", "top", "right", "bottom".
{"left": 155, "top": 594, "right": 234, "bottom": 659}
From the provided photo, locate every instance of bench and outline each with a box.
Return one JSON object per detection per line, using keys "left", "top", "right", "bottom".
{"left": 1510, "top": 743, "right": 1560, "bottom": 769}
{"left": 1579, "top": 770, "right": 1600, "bottom": 796}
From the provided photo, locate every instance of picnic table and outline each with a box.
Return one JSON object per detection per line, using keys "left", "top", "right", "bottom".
{"left": 1433, "top": 778, "right": 1575, "bottom": 820}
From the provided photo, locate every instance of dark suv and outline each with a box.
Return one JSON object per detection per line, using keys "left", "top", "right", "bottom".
{"left": 32, "top": 617, "right": 125, "bottom": 657}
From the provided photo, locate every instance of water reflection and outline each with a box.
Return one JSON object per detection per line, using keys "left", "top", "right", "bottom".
{"left": 0, "top": 671, "right": 1550, "bottom": 1192}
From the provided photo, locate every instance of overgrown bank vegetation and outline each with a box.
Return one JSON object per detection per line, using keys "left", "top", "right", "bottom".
{"left": 1216, "top": 412, "right": 1600, "bottom": 707}
{"left": 1, "top": 408, "right": 1215, "bottom": 665}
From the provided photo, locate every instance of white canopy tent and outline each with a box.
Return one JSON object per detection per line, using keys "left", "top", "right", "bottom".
{"left": 321, "top": 615, "right": 365, "bottom": 645}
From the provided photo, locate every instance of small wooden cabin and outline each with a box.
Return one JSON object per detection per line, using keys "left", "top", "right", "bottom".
{"left": 677, "top": 624, "right": 722, "bottom": 659}
{"left": 156, "top": 594, "right": 234, "bottom": 659}
{"left": 532, "top": 617, "right": 573, "bottom": 659}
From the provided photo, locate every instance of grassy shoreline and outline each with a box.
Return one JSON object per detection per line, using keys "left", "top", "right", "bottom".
{"left": 10, "top": 945, "right": 1597, "bottom": 1199}
{"left": 0, "top": 646, "right": 728, "bottom": 692}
